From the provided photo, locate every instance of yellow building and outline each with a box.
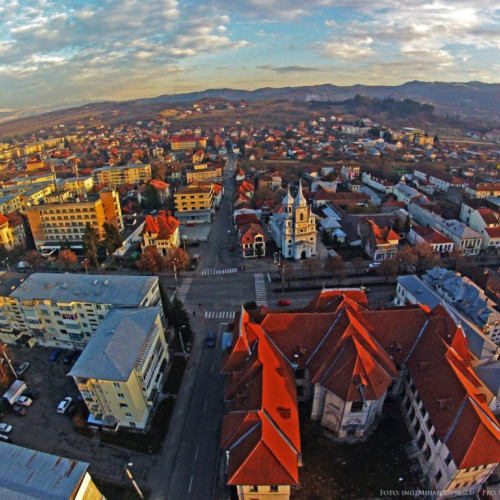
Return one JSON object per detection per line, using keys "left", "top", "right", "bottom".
{"left": 0, "top": 213, "right": 24, "bottom": 251}
{"left": 60, "top": 175, "right": 94, "bottom": 194}
{"left": 92, "top": 163, "right": 151, "bottom": 187}
{"left": 186, "top": 162, "right": 222, "bottom": 183}
{"left": 170, "top": 135, "right": 207, "bottom": 151}
{"left": 69, "top": 307, "right": 169, "bottom": 429}
{"left": 174, "top": 181, "right": 214, "bottom": 223}
{"left": 25, "top": 190, "right": 123, "bottom": 249}
{"left": 0, "top": 194, "right": 24, "bottom": 214}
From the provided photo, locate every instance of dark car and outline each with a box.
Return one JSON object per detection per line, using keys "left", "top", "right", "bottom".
{"left": 11, "top": 404, "right": 27, "bottom": 416}
{"left": 23, "top": 388, "right": 39, "bottom": 400}
{"left": 0, "top": 434, "right": 11, "bottom": 443}
{"left": 206, "top": 331, "right": 216, "bottom": 348}
{"left": 49, "top": 348, "right": 62, "bottom": 362}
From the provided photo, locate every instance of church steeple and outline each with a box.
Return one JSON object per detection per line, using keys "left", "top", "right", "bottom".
{"left": 293, "top": 179, "right": 307, "bottom": 208}
{"left": 282, "top": 184, "right": 294, "bottom": 215}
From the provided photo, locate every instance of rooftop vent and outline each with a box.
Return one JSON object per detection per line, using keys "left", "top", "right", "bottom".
{"left": 93, "top": 279, "right": 98, "bottom": 286}
{"left": 437, "top": 398, "right": 453, "bottom": 410}
{"left": 61, "top": 283, "right": 68, "bottom": 289}
{"left": 104, "top": 280, "right": 109, "bottom": 286}
{"left": 419, "top": 361, "right": 430, "bottom": 371}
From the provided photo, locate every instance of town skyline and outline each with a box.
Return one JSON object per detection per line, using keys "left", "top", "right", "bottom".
{"left": 1, "top": 0, "right": 499, "bottom": 111}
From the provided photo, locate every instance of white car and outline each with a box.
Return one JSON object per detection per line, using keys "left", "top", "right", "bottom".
{"left": 16, "top": 261, "right": 29, "bottom": 269}
{"left": 17, "top": 361, "right": 30, "bottom": 375}
{"left": 57, "top": 396, "right": 72, "bottom": 414}
{"left": 16, "top": 395, "right": 32, "bottom": 407}
{"left": 0, "top": 423, "right": 12, "bottom": 433}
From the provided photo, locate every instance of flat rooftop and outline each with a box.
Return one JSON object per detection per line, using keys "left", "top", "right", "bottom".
{"left": 10, "top": 273, "right": 158, "bottom": 305}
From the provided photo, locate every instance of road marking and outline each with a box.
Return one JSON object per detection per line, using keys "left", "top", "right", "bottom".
{"left": 203, "top": 399, "right": 208, "bottom": 413}
{"left": 195, "top": 446, "right": 199, "bottom": 461}
{"left": 175, "top": 278, "right": 192, "bottom": 303}
{"left": 204, "top": 310, "right": 236, "bottom": 319}
{"left": 188, "top": 476, "right": 193, "bottom": 493}
{"left": 202, "top": 268, "right": 238, "bottom": 276}
{"left": 210, "top": 363, "right": 214, "bottom": 374}
{"left": 254, "top": 273, "right": 268, "bottom": 306}
{"left": 267, "top": 272, "right": 271, "bottom": 282}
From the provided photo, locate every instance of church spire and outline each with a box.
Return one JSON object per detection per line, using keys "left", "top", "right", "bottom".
{"left": 293, "top": 179, "right": 307, "bottom": 207}
{"left": 282, "top": 184, "right": 294, "bottom": 215}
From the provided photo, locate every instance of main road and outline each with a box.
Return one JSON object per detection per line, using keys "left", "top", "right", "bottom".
{"left": 150, "top": 154, "right": 261, "bottom": 500}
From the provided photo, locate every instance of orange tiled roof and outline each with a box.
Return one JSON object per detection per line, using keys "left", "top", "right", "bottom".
{"left": 143, "top": 211, "right": 179, "bottom": 240}
{"left": 366, "top": 218, "right": 401, "bottom": 244}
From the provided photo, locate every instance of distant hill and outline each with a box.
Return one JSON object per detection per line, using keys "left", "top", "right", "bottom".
{"left": 139, "top": 81, "right": 500, "bottom": 120}
{"left": 1, "top": 81, "right": 499, "bottom": 139}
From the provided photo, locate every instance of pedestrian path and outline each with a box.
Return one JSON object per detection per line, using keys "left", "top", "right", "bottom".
{"left": 204, "top": 311, "right": 236, "bottom": 319}
{"left": 254, "top": 273, "right": 267, "bottom": 306}
{"left": 202, "top": 268, "right": 238, "bottom": 276}
{"left": 175, "top": 278, "right": 192, "bottom": 302}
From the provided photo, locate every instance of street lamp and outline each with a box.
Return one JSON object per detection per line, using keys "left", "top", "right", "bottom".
{"left": 124, "top": 463, "right": 145, "bottom": 500}
{"left": 179, "top": 324, "right": 187, "bottom": 355}
{"left": 2, "top": 258, "right": 10, "bottom": 272}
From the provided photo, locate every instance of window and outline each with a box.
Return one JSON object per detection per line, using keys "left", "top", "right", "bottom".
{"left": 445, "top": 453, "right": 452, "bottom": 466}
{"left": 270, "top": 485, "right": 278, "bottom": 492}
{"left": 117, "top": 393, "right": 125, "bottom": 398}
{"left": 249, "top": 486, "right": 258, "bottom": 492}
{"left": 435, "top": 470, "right": 442, "bottom": 482}
{"left": 120, "top": 403, "right": 128, "bottom": 408}
{"left": 351, "top": 401, "right": 363, "bottom": 413}
{"left": 125, "top": 413, "right": 132, "bottom": 418}
{"left": 113, "top": 383, "right": 120, "bottom": 388}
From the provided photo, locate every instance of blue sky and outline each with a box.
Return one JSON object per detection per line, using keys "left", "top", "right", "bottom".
{"left": 1, "top": 0, "right": 499, "bottom": 110}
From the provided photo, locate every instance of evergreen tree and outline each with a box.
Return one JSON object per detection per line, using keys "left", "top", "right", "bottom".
{"left": 103, "top": 222, "right": 122, "bottom": 256}
{"left": 404, "top": 214, "right": 412, "bottom": 234}
{"left": 82, "top": 223, "right": 100, "bottom": 265}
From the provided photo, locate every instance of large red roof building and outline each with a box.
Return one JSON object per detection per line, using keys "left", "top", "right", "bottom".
{"left": 141, "top": 210, "right": 180, "bottom": 256}
{"left": 221, "top": 289, "right": 500, "bottom": 499}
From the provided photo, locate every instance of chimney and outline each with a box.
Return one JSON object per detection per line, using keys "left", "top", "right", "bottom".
{"left": 437, "top": 398, "right": 453, "bottom": 409}
{"left": 159, "top": 210, "right": 166, "bottom": 218}
{"left": 475, "top": 393, "right": 487, "bottom": 404}
{"left": 419, "top": 361, "right": 430, "bottom": 371}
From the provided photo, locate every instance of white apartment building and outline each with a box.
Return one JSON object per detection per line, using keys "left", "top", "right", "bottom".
{"left": 69, "top": 307, "right": 168, "bottom": 430}
{"left": 6, "top": 273, "right": 161, "bottom": 348}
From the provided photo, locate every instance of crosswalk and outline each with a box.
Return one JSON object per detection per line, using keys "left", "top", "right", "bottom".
{"left": 202, "top": 268, "right": 238, "bottom": 276}
{"left": 175, "top": 278, "right": 192, "bottom": 302}
{"left": 254, "top": 273, "right": 267, "bottom": 306}
{"left": 204, "top": 311, "right": 236, "bottom": 319}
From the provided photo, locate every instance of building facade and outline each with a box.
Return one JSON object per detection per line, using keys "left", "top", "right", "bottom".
{"left": 174, "top": 181, "right": 214, "bottom": 224}
{"left": 92, "top": 163, "right": 152, "bottom": 187}
{"left": 69, "top": 307, "right": 168, "bottom": 430}
{"left": 270, "top": 182, "right": 317, "bottom": 260}
{"left": 142, "top": 211, "right": 180, "bottom": 256}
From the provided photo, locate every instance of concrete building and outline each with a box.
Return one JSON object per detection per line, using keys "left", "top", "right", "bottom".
{"left": 69, "top": 307, "right": 168, "bottom": 430}
{"left": 0, "top": 213, "right": 25, "bottom": 251}
{"left": 358, "top": 218, "right": 400, "bottom": 261}
{"left": 0, "top": 442, "right": 105, "bottom": 499}
{"left": 460, "top": 204, "right": 500, "bottom": 249}
{"left": 174, "top": 181, "right": 214, "bottom": 224}
{"left": 170, "top": 135, "right": 207, "bottom": 151}
{"left": 186, "top": 162, "right": 222, "bottom": 183}
{"left": 361, "top": 172, "right": 394, "bottom": 194}
{"left": 8, "top": 273, "right": 161, "bottom": 348}
{"left": 25, "top": 190, "right": 123, "bottom": 251}
{"left": 270, "top": 182, "right": 317, "bottom": 260}
{"left": 407, "top": 225, "right": 454, "bottom": 254}
{"left": 92, "top": 163, "right": 151, "bottom": 187}
{"left": 435, "top": 219, "right": 483, "bottom": 256}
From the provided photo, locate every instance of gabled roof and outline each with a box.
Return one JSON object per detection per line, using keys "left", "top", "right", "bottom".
{"left": 143, "top": 211, "right": 179, "bottom": 240}
{"left": 239, "top": 223, "right": 266, "bottom": 243}
{"left": 364, "top": 218, "right": 401, "bottom": 244}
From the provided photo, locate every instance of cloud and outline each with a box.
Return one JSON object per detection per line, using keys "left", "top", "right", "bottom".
{"left": 258, "top": 65, "right": 320, "bottom": 72}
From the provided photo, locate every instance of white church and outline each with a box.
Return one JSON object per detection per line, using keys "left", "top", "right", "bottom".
{"left": 270, "top": 181, "right": 317, "bottom": 260}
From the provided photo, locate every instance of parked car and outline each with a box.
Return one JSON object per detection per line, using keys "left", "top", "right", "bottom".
{"left": 16, "top": 361, "right": 30, "bottom": 375}
{"left": 57, "top": 396, "right": 72, "bottom": 414}
{"left": 23, "top": 388, "right": 39, "bottom": 400}
{"left": 11, "top": 404, "right": 27, "bottom": 416}
{"left": 227, "top": 229, "right": 232, "bottom": 235}
{"left": 15, "top": 261, "right": 29, "bottom": 269}
{"left": 206, "top": 331, "right": 216, "bottom": 348}
{"left": 63, "top": 352, "right": 74, "bottom": 365}
{"left": 365, "top": 262, "right": 381, "bottom": 273}
{"left": 0, "top": 434, "right": 11, "bottom": 442}
{"left": 0, "top": 423, "right": 12, "bottom": 433}
{"left": 277, "top": 299, "right": 291, "bottom": 306}
{"left": 49, "top": 348, "right": 62, "bottom": 362}
{"left": 16, "top": 395, "right": 32, "bottom": 407}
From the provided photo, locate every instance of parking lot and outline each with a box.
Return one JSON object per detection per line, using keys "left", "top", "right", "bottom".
{"left": 0, "top": 344, "right": 157, "bottom": 485}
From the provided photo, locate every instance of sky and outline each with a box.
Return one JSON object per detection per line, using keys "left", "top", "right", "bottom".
{"left": 0, "top": 0, "right": 499, "bottom": 111}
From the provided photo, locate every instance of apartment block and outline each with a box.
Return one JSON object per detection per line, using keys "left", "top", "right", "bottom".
{"left": 92, "top": 163, "right": 152, "bottom": 187}
{"left": 170, "top": 135, "right": 207, "bottom": 151}
{"left": 69, "top": 307, "right": 168, "bottom": 430}
{"left": 186, "top": 162, "right": 222, "bottom": 183}
{"left": 7, "top": 273, "right": 161, "bottom": 348}
{"left": 25, "top": 190, "right": 123, "bottom": 250}
{"left": 174, "top": 181, "right": 214, "bottom": 223}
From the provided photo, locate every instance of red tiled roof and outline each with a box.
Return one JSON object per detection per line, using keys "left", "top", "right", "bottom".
{"left": 235, "top": 213, "right": 259, "bottom": 227}
{"left": 486, "top": 227, "right": 500, "bottom": 239}
{"left": 478, "top": 208, "right": 499, "bottom": 225}
{"left": 366, "top": 218, "right": 401, "bottom": 244}
{"left": 412, "top": 225, "right": 453, "bottom": 245}
{"left": 142, "top": 211, "right": 179, "bottom": 240}
{"left": 240, "top": 223, "right": 266, "bottom": 244}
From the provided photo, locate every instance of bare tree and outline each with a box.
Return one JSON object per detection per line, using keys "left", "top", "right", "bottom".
{"left": 324, "top": 255, "right": 346, "bottom": 284}
{"left": 24, "top": 250, "right": 42, "bottom": 271}
{"left": 57, "top": 249, "right": 78, "bottom": 271}
{"left": 136, "top": 247, "right": 164, "bottom": 275}
{"left": 352, "top": 256, "right": 365, "bottom": 275}
{"left": 377, "top": 259, "right": 398, "bottom": 283}
{"left": 164, "top": 247, "right": 190, "bottom": 286}
{"left": 301, "top": 258, "right": 323, "bottom": 286}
